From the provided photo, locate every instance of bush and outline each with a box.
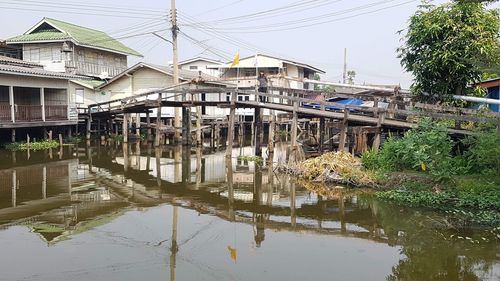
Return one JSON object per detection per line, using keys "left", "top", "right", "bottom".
{"left": 464, "top": 129, "right": 500, "bottom": 174}
{"left": 362, "top": 118, "right": 456, "bottom": 180}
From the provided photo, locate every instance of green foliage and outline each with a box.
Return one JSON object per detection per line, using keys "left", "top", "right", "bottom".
{"left": 65, "top": 136, "right": 83, "bottom": 144}
{"left": 398, "top": 1, "right": 500, "bottom": 103}
{"left": 5, "top": 140, "right": 59, "bottom": 151}
{"left": 463, "top": 129, "right": 500, "bottom": 174}
{"left": 365, "top": 118, "right": 456, "bottom": 180}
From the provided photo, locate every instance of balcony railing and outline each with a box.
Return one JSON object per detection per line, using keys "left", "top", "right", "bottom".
{"left": 15, "top": 105, "right": 42, "bottom": 122}
{"left": 66, "top": 61, "right": 127, "bottom": 77}
{"left": 0, "top": 104, "right": 11, "bottom": 121}
{"left": 45, "top": 105, "right": 68, "bottom": 120}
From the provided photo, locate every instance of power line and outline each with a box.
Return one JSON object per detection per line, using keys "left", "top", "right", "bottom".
{"left": 181, "top": 0, "right": 412, "bottom": 33}
{"left": 0, "top": 5, "right": 162, "bottom": 19}
{"left": 194, "top": 0, "right": 246, "bottom": 16}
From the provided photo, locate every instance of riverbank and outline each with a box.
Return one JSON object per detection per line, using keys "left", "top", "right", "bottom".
{"left": 280, "top": 118, "right": 500, "bottom": 228}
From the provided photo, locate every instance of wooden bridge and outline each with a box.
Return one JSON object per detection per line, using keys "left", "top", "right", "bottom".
{"left": 85, "top": 84, "right": 500, "bottom": 157}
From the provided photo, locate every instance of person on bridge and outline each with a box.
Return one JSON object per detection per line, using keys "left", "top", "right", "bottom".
{"left": 257, "top": 71, "right": 268, "bottom": 103}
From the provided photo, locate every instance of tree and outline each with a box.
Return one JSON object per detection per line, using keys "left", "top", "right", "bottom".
{"left": 398, "top": 1, "right": 500, "bottom": 103}
{"left": 347, "top": 70, "right": 356, "bottom": 84}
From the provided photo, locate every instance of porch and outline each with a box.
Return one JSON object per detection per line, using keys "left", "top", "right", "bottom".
{"left": 0, "top": 85, "right": 69, "bottom": 124}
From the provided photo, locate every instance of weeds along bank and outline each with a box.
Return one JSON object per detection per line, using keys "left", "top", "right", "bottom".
{"left": 282, "top": 118, "right": 500, "bottom": 227}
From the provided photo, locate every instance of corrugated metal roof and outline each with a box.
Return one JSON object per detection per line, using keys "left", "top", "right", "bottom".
{"left": 7, "top": 18, "right": 142, "bottom": 57}
{"left": 0, "top": 64, "right": 89, "bottom": 80}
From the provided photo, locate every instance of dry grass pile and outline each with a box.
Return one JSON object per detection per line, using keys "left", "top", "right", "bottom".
{"left": 292, "top": 151, "right": 378, "bottom": 187}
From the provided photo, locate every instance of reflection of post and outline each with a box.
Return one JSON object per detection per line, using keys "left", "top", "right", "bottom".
{"left": 155, "top": 147, "right": 162, "bottom": 188}
{"left": 11, "top": 170, "right": 16, "bottom": 207}
{"left": 181, "top": 145, "right": 191, "bottom": 183}
{"left": 123, "top": 143, "right": 129, "bottom": 173}
{"left": 135, "top": 141, "right": 141, "bottom": 169}
{"left": 290, "top": 181, "right": 296, "bottom": 228}
{"left": 42, "top": 166, "right": 47, "bottom": 199}
{"left": 68, "top": 162, "right": 72, "bottom": 197}
{"left": 11, "top": 151, "right": 16, "bottom": 164}
{"left": 170, "top": 206, "right": 179, "bottom": 281}
{"left": 226, "top": 158, "right": 235, "bottom": 221}
{"left": 339, "top": 193, "right": 346, "bottom": 233}
{"left": 87, "top": 145, "right": 93, "bottom": 173}
{"left": 174, "top": 146, "right": 181, "bottom": 183}
{"left": 195, "top": 147, "right": 202, "bottom": 188}
{"left": 253, "top": 167, "right": 263, "bottom": 205}
{"left": 146, "top": 143, "right": 151, "bottom": 172}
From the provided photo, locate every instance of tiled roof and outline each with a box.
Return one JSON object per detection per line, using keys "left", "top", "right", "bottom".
{"left": 71, "top": 79, "right": 105, "bottom": 89}
{"left": 0, "top": 55, "right": 43, "bottom": 67}
{"left": 0, "top": 63, "right": 88, "bottom": 80}
{"left": 7, "top": 18, "right": 142, "bottom": 57}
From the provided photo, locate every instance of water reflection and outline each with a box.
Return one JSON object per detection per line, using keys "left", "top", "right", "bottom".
{"left": 0, "top": 143, "right": 497, "bottom": 281}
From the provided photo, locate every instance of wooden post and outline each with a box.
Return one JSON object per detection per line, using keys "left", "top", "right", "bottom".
{"left": 254, "top": 107, "right": 263, "bottom": 157}
{"left": 373, "top": 112, "right": 386, "bottom": 151}
{"left": 226, "top": 91, "right": 236, "bottom": 159}
{"left": 135, "top": 113, "right": 141, "bottom": 139}
{"left": 9, "top": 86, "right": 15, "bottom": 123}
{"left": 68, "top": 125, "right": 72, "bottom": 138}
{"left": 291, "top": 102, "right": 298, "bottom": 148}
{"left": 40, "top": 87, "right": 45, "bottom": 122}
{"left": 26, "top": 134, "right": 30, "bottom": 148}
{"left": 11, "top": 129, "right": 15, "bottom": 143}
{"left": 196, "top": 94, "right": 203, "bottom": 147}
{"left": 146, "top": 112, "right": 152, "bottom": 142}
{"left": 210, "top": 123, "right": 215, "bottom": 149}
{"left": 86, "top": 116, "right": 91, "bottom": 140}
{"left": 319, "top": 118, "right": 325, "bottom": 153}
{"left": 59, "top": 134, "right": 63, "bottom": 147}
{"left": 155, "top": 92, "right": 162, "bottom": 147}
{"left": 215, "top": 122, "right": 220, "bottom": 149}
{"left": 338, "top": 111, "right": 349, "bottom": 152}
{"left": 182, "top": 92, "right": 191, "bottom": 146}
{"left": 268, "top": 110, "right": 276, "bottom": 158}
{"left": 123, "top": 113, "right": 128, "bottom": 143}
{"left": 48, "top": 130, "right": 52, "bottom": 141}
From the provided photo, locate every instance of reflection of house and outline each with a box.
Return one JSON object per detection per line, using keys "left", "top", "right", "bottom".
{"left": 179, "top": 57, "right": 223, "bottom": 77}
{"left": 0, "top": 56, "right": 86, "bottom": 137}
{"left": 6, "top": 18, "right": 141, "bottom": 78}
{"left": 209, "top": 53, "right": 325, "bottom": 90}
{"left": 478, "top": 77, "right": 500, "bottom": 112}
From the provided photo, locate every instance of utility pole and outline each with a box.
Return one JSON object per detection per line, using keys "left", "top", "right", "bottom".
{"left": 171, "top": 0, "right": 181, "bottom": 143}
{"left": 342, "top": 48, "right": 347, "bottom": 84}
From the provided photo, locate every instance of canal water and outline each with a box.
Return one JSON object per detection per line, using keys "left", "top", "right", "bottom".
{"left": 0, "top": 142, "right": 498, "bottom": 281}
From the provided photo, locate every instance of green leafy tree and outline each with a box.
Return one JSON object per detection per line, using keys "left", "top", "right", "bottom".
{"left": 398, "top": 1, "right": 500, "bottom": 103}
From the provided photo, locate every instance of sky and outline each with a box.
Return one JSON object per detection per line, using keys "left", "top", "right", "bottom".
{"left": 0, "top": 0, "right": 496, "bottom": 88}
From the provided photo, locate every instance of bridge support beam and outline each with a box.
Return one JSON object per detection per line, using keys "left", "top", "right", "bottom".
{"left": 182, "top": 107, "right": 191, "bottom": 146}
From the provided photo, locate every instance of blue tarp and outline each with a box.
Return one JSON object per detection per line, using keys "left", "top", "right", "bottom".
{"left": 304, "top": 98, "right": 365, "bottom": 111}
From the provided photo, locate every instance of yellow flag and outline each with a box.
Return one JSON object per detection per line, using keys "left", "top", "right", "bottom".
{"left": 230, "top": 51, "right": 240, "bottom": 68}
{"left": 227, "top": 246, "right": 237, "bottom": 262}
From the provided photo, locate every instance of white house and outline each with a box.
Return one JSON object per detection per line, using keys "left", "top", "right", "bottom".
{"left": 178, "top": 57, "right": 224, "bottom": 78}
{"left": 6, "top": 17, "right": 142, "bottom": 78}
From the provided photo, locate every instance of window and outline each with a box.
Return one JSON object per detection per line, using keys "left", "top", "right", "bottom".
{"left": 98, "top": 54, "right": 104, "bottom": 65}
{"left": 52, "top": 47, "right": 61, "bottom": 61}
{"left": 75, "top": 88, "right": 84, "bottom": 104}
{"left": 189, "top": 65, "right": 198, "bottom": 70}
{"left": 30, "top": 48, "right": 40, "bottom": 62}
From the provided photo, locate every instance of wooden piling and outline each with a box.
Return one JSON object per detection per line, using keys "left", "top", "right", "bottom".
{"left": 182, "top": 91, "right": 191, "bottom": 146}
{"left": 86, "top": 116, "right": 91, "bottom": 140}
{"left": 338, "top": 111, "right": 349, "bottom": 152}
{"left": 11, "top": 129, "right": 15, "bottom": 143}
{"left": 146, "top": 112, "right": 152, "bottom": 142}
{"left": 58, "top": 134, "right": 63, "bottom": 147}
{"left": 372, "top": 112, "right": 386, "bottom": 151}
{"left": 254, "top": 107, "right": 263, "bottom": 157}
{"left": 196, "top": 94, "right": 203, "bottom": 147}
{"left": 319, "top": 118, "right": 325, "bottom": 153}
{"left": 226, "top": 91, "right": 236, "bottom": 159}
{"left": 135, "top": 113, "right": 141, "bottom": 139}
{"left": 155, "top": 93, "right": 162, "bottom": 147}
{"left": 268, "top": 110, "right": 276, "bottom": 158}
{"left": 123, "top": 113, "right": 128, "bottom": 143}
{"left": 48, "top": 130, "right": 52, "bottom": 141}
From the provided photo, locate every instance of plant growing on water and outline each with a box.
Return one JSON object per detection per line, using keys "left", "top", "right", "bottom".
{"left": 65, "top": 136, "right": 83, "bottom": 144}
{"left": 5, "top": 140, "right": 59, "bottom": 151}
{"left": 238, "top": 155, "right": 263, "bottom": 166}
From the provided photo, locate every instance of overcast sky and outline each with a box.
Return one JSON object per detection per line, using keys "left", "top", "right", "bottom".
{"left": 0, "top": 0, "right": 497, "bottom": 88}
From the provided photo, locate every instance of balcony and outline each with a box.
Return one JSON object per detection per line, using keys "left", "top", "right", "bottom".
{"left": 66, "top": 61, "right": 127, "bottom": 78}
